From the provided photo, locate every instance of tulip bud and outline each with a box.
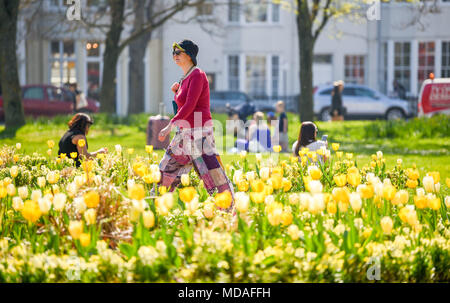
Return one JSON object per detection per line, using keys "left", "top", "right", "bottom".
{"left": 380, "top": 216, "right": 393, "bottom": 235}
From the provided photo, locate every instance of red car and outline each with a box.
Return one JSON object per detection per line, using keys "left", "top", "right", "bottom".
{"left": 0, "top": 84, "right": 100, "bottom": 120}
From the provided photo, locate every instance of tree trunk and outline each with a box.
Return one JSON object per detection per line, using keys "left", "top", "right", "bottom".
{"left": 0, "top": 0, "right": 25, "bottom": 129}
{"left": 296, "top": 0, "right": 315, "bottom": 122}
{"left": 128, "top": 1, "right": 152, "bottom": 115}
{"left": 99, "top": 0, "right": 125, "bottom": 113}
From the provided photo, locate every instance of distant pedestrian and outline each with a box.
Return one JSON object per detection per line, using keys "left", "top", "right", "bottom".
{"left": 393, "top": 79, "right": 406, "bottom": 100}
{"left": 330, "top": 80, "right": 344, "bottom": 121}
{"left": 276, "top": 101, "right": 289, "bottom": 152}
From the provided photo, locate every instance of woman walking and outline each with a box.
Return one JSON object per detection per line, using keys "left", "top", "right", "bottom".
{"left": 157, "top": 40, "right": 234, "bottom": 212}
{"left": 330, "top": 80, "right": 344, "bottom": 121}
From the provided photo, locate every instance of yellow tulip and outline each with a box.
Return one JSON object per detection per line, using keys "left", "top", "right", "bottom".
{"left": 84, "top": 191, "right": 100, "bottom": 208}
{"left": 327, "top": 201, "right": 337, "bottom": 214}
{"left": 237, "top": 179, "right": 249, "bottom": 192}
{"left": 332, "top": 143, "right": 340, "bottom": 151}
{"left": 21, "top": 200, "right": 42, "bottom": 223}
{"left": 269, "top": 174, "right": 283, "bottom": 190}
{"left": 47, "top": 140, "right": 55, "bottom": 149}
{"left": 347, "top": 172, "right": 361, "bottom": 187}
{"left": 392, "top": 190, "right": 409, "bottom": 206}
{"left": 145, "top": 145, "right": 154, "bottom": 154}
{"left": 251, "top": 179, "right": 265, "bottom": 193}
{"left": 380, "top": 217, "right": 393, "bottom": 235}
{"left": 427, "top": 195, "right": 441, "bottom": 210}
{"left": 215, "top": 191, "right": 232, "bottom": 209}
{"left": 382, "top": 184, "right": 396, "bottom": 201}
{"left": 70, "top": 152, "right": 78, "bottom": 159}
{"left": 179, "top": 186, "right": 197, "bottom": 203}
{"left": 181, "top": 174, "right": 190, "bottom": 186}
{"left": 414, "top": 195, "right": 428, "bottom": 209}
{"left": 333, "top": 174, "right": 347, "bottom": 187}
{"left": 203, "top": 202, "right": 215, "bottom": 219}
{"left": 406, "top": 168, "right": 420, "bottom": 180}
{"left": 309, "top": 166, "right": 322, "bottom": 180}
{"left": 79, "top": 233, "right": 91, "bottom": 247}
{"left": 281, "top": 211, "right": 293, "bottom": 226}
{"left": 273, "top": 145, "right": 282, "bottom": 153}
{"left": 68, "top": 221, "right": 83, "bottom": 240}
{"left": 446, "top": 177, "right": 450, "bottom": 188}
{"left": 10, "top": 166, "right": 19, "bottom": 178}
{"left": 84, "top": 209, "right": 97, "bottom": 225}
{"left": 332, "top": 187, "right": 350, "bottom": 203}
{"left": 287, "top": 224, "right": 300, "bottom": 240}
{"left": 250, "top": 192, "right": 265, "bottom": 204}
{"left": 282, "top": 178, "right": 292, "bottom": 192}
{"left": 406, "top": 179, "right": 418, "bottom": 189}
{"left": 142, "top": 210, "right": 155, "bottom": 228}
{"left": 428, "top": 172, "right": 440, "bottom": 184}
{"left": 128, "top": 183, "right": 146, "bottom": 201}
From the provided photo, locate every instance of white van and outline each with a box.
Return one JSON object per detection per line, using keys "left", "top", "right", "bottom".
{"left": 418, "top": 78, "right": 450, "bottom": 117}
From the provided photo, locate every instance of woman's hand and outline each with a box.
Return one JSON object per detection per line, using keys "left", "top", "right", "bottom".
{"left": 97, "top": 147, "right": 108, "bottom": 154}
{"left": 171, "top": 82, "right": 180, "bottom": 94}
{"left": 158, "top": 123, "right": 173, "bottom": 141}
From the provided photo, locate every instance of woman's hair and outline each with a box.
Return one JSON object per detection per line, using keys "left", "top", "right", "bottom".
{"left": 68, "top": 113, "right": 93, "bottom": 135}
{"left": 253, "top": 111, "right": 265, "bottom": 122}
{"left": 294, "top": 122, "right": 318, "bottom": 156}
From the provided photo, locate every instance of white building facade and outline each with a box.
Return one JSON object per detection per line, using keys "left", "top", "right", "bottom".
{"left": 16, "top": 0, "right": 450, "bottom": 116}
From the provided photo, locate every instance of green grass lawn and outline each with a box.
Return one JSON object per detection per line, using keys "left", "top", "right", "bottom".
{"left": 1, "top": 113, "right": 449, "bottom": 178}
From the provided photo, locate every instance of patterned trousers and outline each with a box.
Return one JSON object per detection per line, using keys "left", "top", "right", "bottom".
{"left": 159, "top": 127, "right": 234, "bottom": 212}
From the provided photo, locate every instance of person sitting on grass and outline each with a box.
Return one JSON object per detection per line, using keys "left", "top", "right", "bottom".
{"left": 292, "top": 121, "right": 327, "bottom": 159}
{"left": 58, "top": 113, "right": 108, "bottom": 167}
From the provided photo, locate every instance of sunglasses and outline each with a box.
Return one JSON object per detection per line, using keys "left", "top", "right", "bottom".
{"left": 172, "top": 49, "right": 184, "bottom": 56}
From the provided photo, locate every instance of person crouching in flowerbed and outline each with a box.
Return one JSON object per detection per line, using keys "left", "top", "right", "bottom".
{"left": 58, "top": 113, "right": 108, "bottom": 167}
{"left": 292, "top": 121, "right": 328, "bottom": 162}
{"left": 157, "top": 39, "right": 234, "bottom": 213}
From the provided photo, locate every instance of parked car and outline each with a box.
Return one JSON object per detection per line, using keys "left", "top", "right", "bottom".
{"left": 314, "top": 84, "right": 414, "bottom": 121}
{"left": 210, "top": 91, "right": 275, "bottom": 113}
{"left": 418, "top": 78, "right": 450, "bottom": 117}
{"left": 0, "top": 84, "right": 100, "bottom": 120}
{"left": 210, "top": 91, "right": 253, "bottom": 113}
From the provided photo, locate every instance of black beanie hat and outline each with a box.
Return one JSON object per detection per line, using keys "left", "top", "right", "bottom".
{"left": 174, "top": 40, "right": 199, "bottom": 66}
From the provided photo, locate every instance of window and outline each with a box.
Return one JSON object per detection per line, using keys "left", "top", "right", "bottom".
{"left": 244, "top": 0, "right": 267, "bottom": 23}
{"left": 228, "top": 0, "right": 240, "bottom": 22}
{"left": 23, "top": 87, "right": 44, "bottom": 100}
{"left": 418, "top": 42, "right": 435, "bottom": 91}
{"left": 246, "top": 55, "right": 267, "bottom": 98}
{"left": 342, "top": 87, "right": 356, "bottom": 96}
{"left": 379, "top": 42, "right": 388, "bottom": 94}
{"left": 314, "top": 54, "right": 332, "bottom": 64}
{"left": 272, "top": 2, "right": 280, "bottom": 22}
{"left": 86, "top": 41, "right": 102, "bottom": 100}
{"left": 231, "top": 0, "right": 280, "bottom": 24}
{"left": 354, "top": 87, "right": 376, "bottom": 99}
{"left": 50, "top": 0, "right": 71, "bottom": 7}
{"left": 442, "top": 41, "right": 450, "bottom": 78}
{"left": 228, "top": 55, "right": 240, "bottom": 91}
{"left": 319, "top": 88, "right": 333, "bottom": 95}
{"left": 272, "top": 56, "right": 280, "bottom": 98}
{"left": 50, "top": 40, "right": 76, "bottom": 87}
{"left": 344, "top": 55, "right": 365, "bottom": 84}
{"left": 394, "top": 42, "right": 410, "bottom": 92}
{"left": 206, "top": 73, "right": 216, "bottom": 91}
{"left": 197, "top": 0, "right": 214, "bottom": 16}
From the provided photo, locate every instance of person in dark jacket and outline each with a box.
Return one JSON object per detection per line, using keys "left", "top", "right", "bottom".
{"left": 58, "top": 113, "right": 107, "bottom": 167}
{"left": 330, "top": 80, "right": 344, "bottom": 121}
